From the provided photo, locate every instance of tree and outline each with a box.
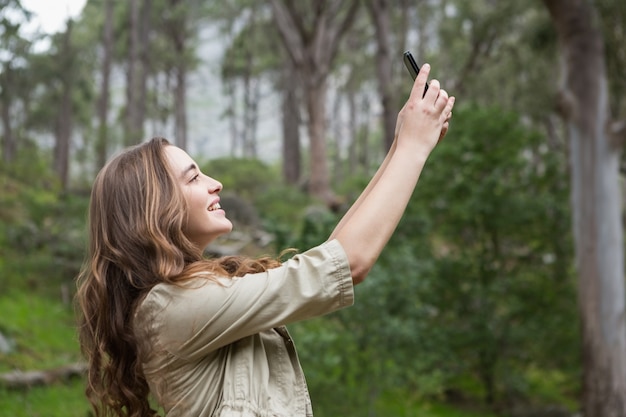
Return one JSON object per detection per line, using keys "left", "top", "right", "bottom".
{"left": 219, "top": 7, "right": 277, "bottom": 159}
{"left": 52, "top": 21, "right": 75, "bottom": 189}
{"left": 270, "top": 0, "right": 360, "bottom": 202}
{"left": 543, "top": 0, "right": 626, "bottom": 416}
{"left": 163, "top": 0, "right": 191, "bottom": 150}
{"left": 96, "top": 0, "right": 114, "bottom": 170}
{"left": 364, "top": 0, "right": 401, "bottom": 151}
{"left": 280, "top": 58, "right": 302, "bottom": 184}
{"left": 0, "top": 1, "right": 32, "bottom": 163}
{"left": 124, "top": 0, "right": 146, "bottom": 146}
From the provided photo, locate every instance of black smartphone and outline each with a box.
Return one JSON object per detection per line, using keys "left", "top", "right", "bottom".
{"left": 403, "top": 51, "right": 428, "bottom": 96}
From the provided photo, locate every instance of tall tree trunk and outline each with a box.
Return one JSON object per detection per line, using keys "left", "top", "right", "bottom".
{"left": 224, "top": 79, "right": 239, "bottom": 156}
{"left": 347, "top": 89, "right": 357, "bottom": 177}
{"left": 305, "top": 77, "right": 331, "bottom": 200}
{"left": 270, "top": 0, "right": 359, "bottom": 203}
{"left": 96, "top": 0, "right": 113, "bottom": 170}
{"left": 366, "top": 0, "right": 396, "bottom": 151}
{"left": 138, "top": 0, "right": 150, "bottom": 134}
{"left": 331, "top": 91, "right": 343, "bottom": 184}
{"left": 543, "top": 1, "right": 626, "bottom": 416}
{"left": 281, "top": 60, "right": 301, "bottom": 185}
{"left": 167, "top": 0, "right": 188, "bottom": 150}
{"left": 242, "top": 73, "right": 260, "bottom": 158}
{"left": 125, "top": 0, "right": 141, "bottom": 146}
{"left": 54, "top": 22, "right": 74, "bottom": 190}
{"left": 174, "top": 65, "right": 187, "bottom": 150}
{"left": 54, "top": 87, "right": 72, "bottom": 189}
{"left": 358, "top": 95, "right": 371, "bottom": 173}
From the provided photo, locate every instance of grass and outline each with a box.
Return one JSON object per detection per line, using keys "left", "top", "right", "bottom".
{"left": 0, "top": 291, "right": 90, "bottom": 416}
{"left": 0, "top": 380, "right": 90, "bottom": 417}
{"left": 0, "top": 292, "right": 81, "bottom": 372}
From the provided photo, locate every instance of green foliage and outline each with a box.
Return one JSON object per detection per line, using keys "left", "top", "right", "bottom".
{"left": 202, "top": 157, "right": 278, "bottom": 201}
{"left": 435, "top": 1, "right": 558, "bottom": 120}
{"left": 410, "top": 103, "right": 577, "bottom": 405}
{"left": 0, "top": 155, "right": 88, "bottom": 296}
{"left": 288, "top": 103, "right": 577, "bottom": 414}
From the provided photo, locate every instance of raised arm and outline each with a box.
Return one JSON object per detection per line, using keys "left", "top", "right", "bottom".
{"left": 329, "top": 64, "right": 455, "bottom": 284}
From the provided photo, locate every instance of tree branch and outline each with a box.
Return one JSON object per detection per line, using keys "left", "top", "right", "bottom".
{"left": 323, "top": 0, "right": 360, "bottom": 66}
{"left": 0, "top": 363, "right": 86, "bottom": 390}
{"left": 270, "top": 0, "right": 306, "bottom": 67}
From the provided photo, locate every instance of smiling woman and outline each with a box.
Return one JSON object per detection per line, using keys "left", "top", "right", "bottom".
{"left": 75, "top": 62, "right": 455, "bottom": 417}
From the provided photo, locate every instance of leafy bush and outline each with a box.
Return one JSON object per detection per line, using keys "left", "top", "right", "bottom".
{"left": 0, "top": 156, "right": 88, "bottom": 296}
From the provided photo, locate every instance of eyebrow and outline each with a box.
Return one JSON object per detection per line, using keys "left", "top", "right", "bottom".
{"left": 180, "top": 163, "right": 198, "bottom": 179}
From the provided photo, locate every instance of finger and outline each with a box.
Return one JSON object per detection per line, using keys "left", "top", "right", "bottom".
{"left": 434, "top": 87, "right": 448, "bottom": 111}
{"left": 440, "top": 96, "right": 455, "bottom": 120}
{"left": 410, "top": 63, "right": 431, "bottom": 101}
{"left": 424, "top": 79, "right": 441, "bottom": 103}
{"left": 439, "top": 122, "right": 449, "bottom": 142}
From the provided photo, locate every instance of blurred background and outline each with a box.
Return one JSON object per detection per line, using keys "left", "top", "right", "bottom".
{"left": 1, "top": 0, "right": 625, "bottom": 416}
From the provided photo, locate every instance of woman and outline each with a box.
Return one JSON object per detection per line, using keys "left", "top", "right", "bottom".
{"left": 76, "top": 64, "right": 454, "bottom": 417}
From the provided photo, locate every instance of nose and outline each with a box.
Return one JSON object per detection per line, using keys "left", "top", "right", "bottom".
{"left": 207, "top": 176, "right": 223, "bottom": 194}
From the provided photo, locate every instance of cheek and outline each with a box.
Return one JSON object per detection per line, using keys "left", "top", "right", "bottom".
{"left": 186, "top": 189, "right": 207, "bottom": 215}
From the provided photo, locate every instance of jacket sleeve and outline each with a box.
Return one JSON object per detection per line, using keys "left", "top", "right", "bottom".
{"left": 138, "top": 239, "right": 354, "bottom": 360}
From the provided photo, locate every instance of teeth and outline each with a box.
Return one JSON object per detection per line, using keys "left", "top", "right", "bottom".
{"left": 208, "top": 203, "right": 221, "bottom": 211}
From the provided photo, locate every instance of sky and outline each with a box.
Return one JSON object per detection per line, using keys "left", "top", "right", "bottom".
{"left": 20, "top": 0, "right": 87, "bottom": 35}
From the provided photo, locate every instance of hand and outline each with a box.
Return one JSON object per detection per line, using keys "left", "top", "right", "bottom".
{"left": 394, "top": 64, "right": 455, "bottom": 158}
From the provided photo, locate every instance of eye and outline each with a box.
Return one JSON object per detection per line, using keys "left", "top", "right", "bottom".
{"left": 189, "top": 174, "right": 200, "bottom": 183}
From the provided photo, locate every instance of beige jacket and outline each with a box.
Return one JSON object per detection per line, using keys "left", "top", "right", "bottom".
{"left": 134, "top": 240, "right": 354, "bottom": 417}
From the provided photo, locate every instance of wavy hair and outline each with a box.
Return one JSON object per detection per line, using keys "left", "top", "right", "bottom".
{"left": 76, "top": 137, "right": 281, "bottom": 417}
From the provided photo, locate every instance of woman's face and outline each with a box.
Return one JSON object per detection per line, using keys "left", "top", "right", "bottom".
{"left": 164, "top": 145, "right": 233, "bottom": 249}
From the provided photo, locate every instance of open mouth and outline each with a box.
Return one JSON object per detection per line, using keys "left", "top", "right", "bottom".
{"left": 208, "top": 202, "right": 221, "bottom": 212}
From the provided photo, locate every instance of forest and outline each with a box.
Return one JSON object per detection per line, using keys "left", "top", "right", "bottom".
{"left": 1, "top": 0, "right": 625, "bottom": 416}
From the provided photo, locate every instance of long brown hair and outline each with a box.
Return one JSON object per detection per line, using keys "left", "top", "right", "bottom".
{"left": 76, "top": 137, "right": 281, "bottom": 417}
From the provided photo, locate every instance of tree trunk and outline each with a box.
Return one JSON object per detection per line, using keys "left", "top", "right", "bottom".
{"left": 137, "top": 0, "right": 150, "bottom": 135}
{"left": 331, "top": 91, "right": 343, "bottom": 184}
{"left": 543, "top": 1, "right": 626, "bottom": 416}
{"left": 358, "top": 95, "right": 371, "bottom": 173}
{"left": 0, "top": 363, "right": 87, "bottom": 389}
{"left": 281, "top": 60, "right": 301, "bottom": 185}
{"left": 54, "top": 22, "right": 74, "bottom": 190}
{"left": 305, "top": 77, "right": 331, "bottom": 200}
{"left": 347, "top": 89, "right": 357, "bottom": 176}
{"left": 168, "top": 0, "right": 188, "bottom": 150}
{"left": 270, "top": 0, "right": 359, "bottom": 203}
{"left": 96, "top": 0, "right": 113, "bottom": 170}
{"left": 225, "top": 79, "right": 239, "bottom": 156}
{"left": 125, "top": 0, "right": 142, "bottom": 146}
{"left": 366, "top": 0, "right": 396, "bottom": 151}
{"left": 242, "top": 73, "right": 260, "bottom": 158}
{"left": 54, "top": 81, "right": 72, "bottom": 189}
{"left": 174, "top": 65, "right": 187, "bottom": 150}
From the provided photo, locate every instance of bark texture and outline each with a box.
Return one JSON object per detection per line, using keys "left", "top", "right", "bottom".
{"left": 543, "top": 1, "right": 626, "bottom": 416}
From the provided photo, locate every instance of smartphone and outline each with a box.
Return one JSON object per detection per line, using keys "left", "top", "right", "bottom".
{"left": 403, "top": 51, "right": 428, "bottom": 96}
